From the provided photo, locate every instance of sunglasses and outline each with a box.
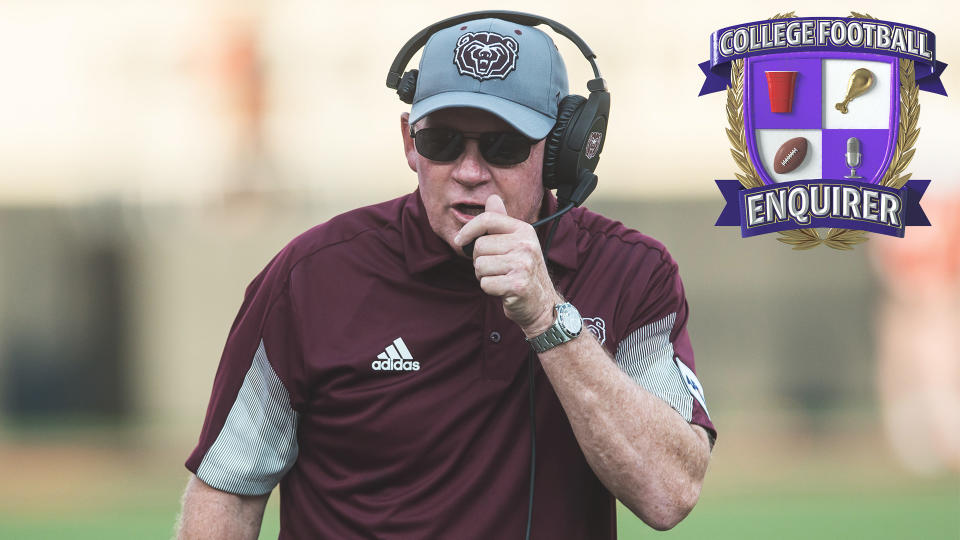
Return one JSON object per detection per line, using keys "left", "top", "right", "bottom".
{"left": 410, "top": 127, "right": 534, "bottom": 166}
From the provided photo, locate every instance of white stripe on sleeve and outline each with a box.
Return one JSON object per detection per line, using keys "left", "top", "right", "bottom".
{"left": 196, "top": 339, "right": 300, "bottom": 495}
{"left": 614, "top": 313, "right": 695, "bottom": 422}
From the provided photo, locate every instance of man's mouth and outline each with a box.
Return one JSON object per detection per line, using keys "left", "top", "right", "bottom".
{"left": 453, "top": 203, "right": 485, "bottom": 217}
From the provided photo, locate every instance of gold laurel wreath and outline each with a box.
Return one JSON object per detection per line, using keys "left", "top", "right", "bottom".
{"left": 724, "top": 11, "right": 920, "bottom": 250}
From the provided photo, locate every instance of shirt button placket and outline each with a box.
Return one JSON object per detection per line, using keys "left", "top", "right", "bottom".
{"left": 482, "top": 296, "right": 511, "bottom": 381}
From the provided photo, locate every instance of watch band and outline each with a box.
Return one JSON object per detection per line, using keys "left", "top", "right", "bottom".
{"left": 528, "top": 325, "right": 569, "bottom": 353}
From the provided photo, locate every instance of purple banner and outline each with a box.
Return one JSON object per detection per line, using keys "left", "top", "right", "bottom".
{"left": 699, "top": 17, "right": 947, "bottom": 96}
{"left": 715, "top": 179, "right": 930, "bottom": 237}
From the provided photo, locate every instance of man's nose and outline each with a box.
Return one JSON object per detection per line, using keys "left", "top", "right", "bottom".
{"left": 451, "top": 140, "right": 491, "bottom": 187}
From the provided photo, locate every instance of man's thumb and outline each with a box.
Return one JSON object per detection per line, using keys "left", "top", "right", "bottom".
{"left": 485, "top": 194, "right": 508, "bottom": 216}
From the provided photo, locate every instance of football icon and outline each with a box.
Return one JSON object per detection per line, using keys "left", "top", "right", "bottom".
{"left": 773, "top": 137, "right": 808, "bottom": 174}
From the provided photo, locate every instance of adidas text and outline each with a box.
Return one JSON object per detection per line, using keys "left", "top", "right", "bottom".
{"left": 371, "top": 360, "right": 420, "bottom": 371}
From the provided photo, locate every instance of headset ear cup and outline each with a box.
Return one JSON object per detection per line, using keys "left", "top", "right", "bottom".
{"left": 542, "top": 95, "right": 586, "bottom": 189}
{"left": 397, "top": 69, "right": 419, "bottom": 104}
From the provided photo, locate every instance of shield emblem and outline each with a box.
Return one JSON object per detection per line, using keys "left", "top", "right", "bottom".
{"left": 584, "top": 131, "right": 603, "bottom": 159}
{"left": 742, "top": 52, "right": 899, "bottom": 185}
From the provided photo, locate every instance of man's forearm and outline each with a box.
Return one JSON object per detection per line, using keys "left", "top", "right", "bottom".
{"left": 459, "top": 203, "right": 710, "bottom": 528}
{"left": 177, "top": 474, "right": 269, "bottom": 540}
{"left": 532, "top": 319, "right": 711, "bottom": 531}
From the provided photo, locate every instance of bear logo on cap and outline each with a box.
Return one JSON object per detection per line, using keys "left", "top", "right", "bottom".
{"left": 453, "top": 32, "right": 519, "bottom": 81}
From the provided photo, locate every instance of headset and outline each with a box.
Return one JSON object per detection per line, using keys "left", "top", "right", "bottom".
{"left": 387, "top": 13, "right": 610, "bottom": 539}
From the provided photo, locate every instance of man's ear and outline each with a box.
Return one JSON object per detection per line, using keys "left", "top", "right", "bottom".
{"left": 400, "top": 112, "right": 417, "bottom": 173}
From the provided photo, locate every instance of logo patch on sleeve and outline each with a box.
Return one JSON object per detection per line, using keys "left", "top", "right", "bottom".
{"left": 675, "top": 356, "right": 709, "bottom": 418}
{"left": 454, "top": 32, "right": 519, "bottom": 81}
{"left": 583, "top": 317, "right": 606, "bottom": 345}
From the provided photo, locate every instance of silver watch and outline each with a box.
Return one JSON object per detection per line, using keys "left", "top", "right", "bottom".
{"left": 527, "top": 302, "right": 583, "bottom": 353}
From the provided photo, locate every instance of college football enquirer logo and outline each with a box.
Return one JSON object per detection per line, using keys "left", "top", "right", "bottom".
{"left": 698, "top": 11, "right": 945, "bottom": 250}
{"left": 454, "top": 31, "right": 519, "bottom": 81}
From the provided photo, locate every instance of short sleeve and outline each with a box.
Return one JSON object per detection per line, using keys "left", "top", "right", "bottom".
{"left": 613, "top": 254, "right": 716, "bottom": 442}
{"left": 184, "top": 250, "right": 306, "bottom": 495}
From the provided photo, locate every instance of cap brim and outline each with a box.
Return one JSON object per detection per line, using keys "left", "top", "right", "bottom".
{"left": 409, "top": 91, "right": 555, "bottom": 140}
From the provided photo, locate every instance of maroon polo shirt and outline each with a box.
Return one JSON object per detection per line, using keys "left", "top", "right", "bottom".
{"left": 186, "top": 189, "right": 715, "bottom": 539}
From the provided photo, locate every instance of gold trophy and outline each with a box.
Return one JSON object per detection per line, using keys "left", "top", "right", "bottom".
{"left": 835, "top": 68, "right": 874, "bottom": 114}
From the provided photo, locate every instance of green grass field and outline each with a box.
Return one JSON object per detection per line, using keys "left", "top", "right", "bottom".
{"left": 1, "top": 427, "right": 957, "bottom": 540}
{"left": 1, "top": 482, "right": 956, "bottom": 539}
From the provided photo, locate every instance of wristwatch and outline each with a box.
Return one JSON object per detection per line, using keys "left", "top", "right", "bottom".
{"left": 527, "top": 302, "right": 583, "bottom": 353}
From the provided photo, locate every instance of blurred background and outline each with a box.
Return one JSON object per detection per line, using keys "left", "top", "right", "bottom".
{"left": 0, "top": 1, "right": 957, "bottom": 538}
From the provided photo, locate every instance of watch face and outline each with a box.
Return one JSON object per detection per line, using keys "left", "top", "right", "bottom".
{"left": 557, "top": 304, "right": 582, "bottom": 335}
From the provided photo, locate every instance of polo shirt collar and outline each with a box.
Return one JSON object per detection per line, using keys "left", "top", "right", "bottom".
{"left": 402, "top": 189, "right": 579, "bottom": 275}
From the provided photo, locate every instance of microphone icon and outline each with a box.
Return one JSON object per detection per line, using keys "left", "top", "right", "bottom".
{"left": 844, "top": 137, "right": 863, "bottom": 179}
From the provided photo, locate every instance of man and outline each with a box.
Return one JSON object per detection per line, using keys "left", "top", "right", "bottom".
{"left": 178, "top": 15, "right": 714, "bottom": 539}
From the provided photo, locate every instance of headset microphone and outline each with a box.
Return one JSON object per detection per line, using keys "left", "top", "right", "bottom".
{"left": 461, "top": 198, "right": 579, "bottom": 258}
{"left": 461, "top": 167, "right": 595, "bottom": 257}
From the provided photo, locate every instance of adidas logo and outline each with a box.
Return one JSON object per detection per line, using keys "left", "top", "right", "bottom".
{"left": 372, "top": 337, "right": 420, "bottom": 371}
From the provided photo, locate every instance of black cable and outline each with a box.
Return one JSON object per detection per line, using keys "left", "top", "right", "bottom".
{"left": 532, "top": 202, "right": 575, "bottom": 228}
{"left": 524, "top": 216, "right": 563, "bottom": 540}
{"left": 523, "top": 350, "right": 536, "bottom": 540}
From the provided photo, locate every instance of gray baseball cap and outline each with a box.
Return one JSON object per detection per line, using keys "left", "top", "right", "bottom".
{"left": 409, "top": 18, "right": 568, "bottom": 140}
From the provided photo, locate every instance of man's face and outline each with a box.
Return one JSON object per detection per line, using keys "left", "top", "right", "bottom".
{"left": 401, "top": 108, "right": 545, "bottom": 256}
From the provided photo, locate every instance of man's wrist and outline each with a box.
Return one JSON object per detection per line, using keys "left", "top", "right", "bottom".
{"left": 521, "top": 294, "right": 565, "bottom": 338}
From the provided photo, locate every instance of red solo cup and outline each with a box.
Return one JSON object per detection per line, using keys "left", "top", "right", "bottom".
{"left": 765, "top": 71, "right": 798, "bottom": 113}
